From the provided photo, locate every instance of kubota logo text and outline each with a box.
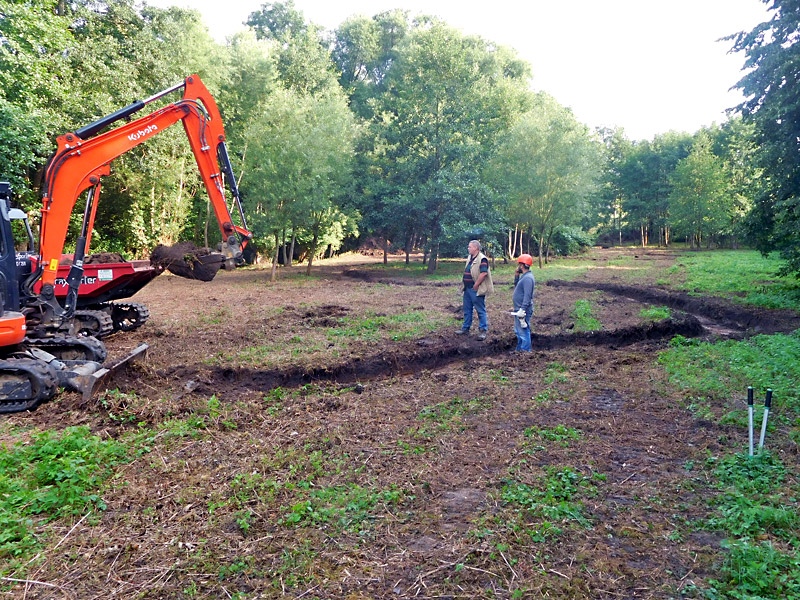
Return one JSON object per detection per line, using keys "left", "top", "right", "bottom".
{"left": 128, "top": 124, "right": 158, "bottom": 141}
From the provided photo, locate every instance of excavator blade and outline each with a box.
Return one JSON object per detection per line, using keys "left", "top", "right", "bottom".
{"left": 63, "top": 343, "right": 149, "bottom": 403}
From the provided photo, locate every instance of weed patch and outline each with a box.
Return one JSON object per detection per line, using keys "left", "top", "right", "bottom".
{"left": 572, "top": 299, "right": 602, "bottom": 332}
{"left": 0, "top": 427, "right": 131, "bottom": 566}
{"left": 281, "top": 484, "right": 409, "bottom": 533}
{"left": 639, "top": 305, "right": 671, "bottom": 322}
{"left": 659, "top": 331, "right": 800, "bottom": 417}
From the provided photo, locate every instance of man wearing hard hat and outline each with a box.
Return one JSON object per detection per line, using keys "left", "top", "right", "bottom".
{"left": 511, "top": 254, "right": 535, "bottom": 352}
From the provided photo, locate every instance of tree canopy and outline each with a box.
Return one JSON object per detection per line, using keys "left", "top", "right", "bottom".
{"left": 0, "top": 0, "right": 789, "bottom": 274}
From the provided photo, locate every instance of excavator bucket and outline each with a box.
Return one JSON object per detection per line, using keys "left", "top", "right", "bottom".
{"left": 150, "top": 243, "right": 224, "bottom": 282}
{"left": 59, "top": 343, "right": 149, "bottom": 403}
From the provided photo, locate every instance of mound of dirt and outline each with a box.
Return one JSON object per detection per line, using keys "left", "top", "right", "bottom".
{"left": 86, "top": 252, "right": 125, "bottom": 264}
{"left": 150, "top": 242, "right": 223, "bottom": 282}
{"left": 59, "top": 252, "right": 127, "bottom": 266}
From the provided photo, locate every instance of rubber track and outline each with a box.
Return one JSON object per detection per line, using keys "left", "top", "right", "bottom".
{"left": 92, "top": 302, "right": 150, "bottom": 333}
{"left": 74, "top": 309, "right": 115, "bottom": 338}
{"left": 0, "top": 358, "right": 58, "bottom": 414}
{"left": 110, "top": 302, "right": 150, "bottom": 332}
{"left": 25, "top": 335, "right": 107, "bottom": 363}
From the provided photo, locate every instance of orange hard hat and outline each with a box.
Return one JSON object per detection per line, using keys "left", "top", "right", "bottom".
{"left": 517, "top": 254, "right": 533, "bottom": 266}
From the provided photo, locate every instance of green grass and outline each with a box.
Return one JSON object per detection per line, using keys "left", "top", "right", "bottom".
{"left": 668, "top": 250, "right": 800, "bottom": 311}
{"left": 0, "top": 426, "right": 131, "bottom": 567}
{"left": 328, "top": 310, "right": 441, "bottom": 341}
{"left": 501, "top": 467, "right": 603, "bottom": 531}
{"left": 685, "top": 452, "right": 800, "bottom": 599}
{"left": 572, "top": 299, "right": 602, "bottom": 332}
{"left": 281, "top": 484, "right": 408, "bottom": 533}
{"left": 639, "top": 305, "right": 671, "bottom": 322}
{"left": 658, "top": 329, "right": 800, "bottom": 600}
{"left": 523, "top": 424, "right": 582, "bottom": 448}
{"left": 659, "top": 330, "right": 800, "bottom": 418}
{"left": 543, "top": 361, "right": 569, "bottom": 384}
{"left": 418, "top": 395, "right": 491, "bottom": 430}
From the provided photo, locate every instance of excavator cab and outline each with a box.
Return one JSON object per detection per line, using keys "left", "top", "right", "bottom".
{"left": 0, "top": 183, "right": 22, "bottom": 314}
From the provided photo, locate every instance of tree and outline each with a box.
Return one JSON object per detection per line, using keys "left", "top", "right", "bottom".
{"left": 368, "top": 20, "right": 531, "bottom": 272}
{"left": 668, "top": 131, "right": 730, "bottom": 248}
{"left": 247, "top": 1, "right": 338, "bottom": 95}
{"left": 488, "top": 94, "right": 602, "bottom": 268}
{"left": 618, "top": 132, "right": 692, "bottom": 247}
{"left": 596, "top": 127, "right": 632, "bottom": 246}
{"left": 62, "top": 0, "right": 227, "bottom": 255}
{"left": 710, "top": 118, "right": 763, "bottom": 246}
{"left": 330, "top": 10, "right": 410, "bottom": 118}
{"left": 728, "top": 0, "right": 800, "bottom": 276}
{"left": 246, "top": 0, "right": 307, "bottom": 42}
{"left": 240, "top": 87, "right": 357, "bottom": 278}
{"left": 0, "top": 0, "right": 73, "bottom": 203}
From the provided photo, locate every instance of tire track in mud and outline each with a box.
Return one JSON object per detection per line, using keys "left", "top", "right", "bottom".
{"left": 344, "top": 269, "right": 799, "bottom": 335}
{"left": 546, "top": 279, "right": 800, "bottom": 334}
{"left": 161, "top": 315, "right": 703, "bottom": 396}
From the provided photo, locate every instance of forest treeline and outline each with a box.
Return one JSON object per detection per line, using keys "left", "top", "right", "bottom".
{"left": 1, "top": 0, "right": 798, "bottom": 276}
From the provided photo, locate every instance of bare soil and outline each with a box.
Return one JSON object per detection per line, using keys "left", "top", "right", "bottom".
{"left": 4, "top": 247, "right": 799, "bottom": 599}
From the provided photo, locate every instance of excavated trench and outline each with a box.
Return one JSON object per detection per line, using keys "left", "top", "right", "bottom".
{"left": 545, "top": 279, "right": 800, "bottom": 335}
{"left": 119, "top": 278, "right": 796, "bottom": 402}
{"left": 154, "top": 314, "right": 703, "bottom": 399}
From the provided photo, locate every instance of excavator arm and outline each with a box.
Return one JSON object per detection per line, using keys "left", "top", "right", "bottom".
{"left": 29, "top": 75, "right": 252, "bottom": 320}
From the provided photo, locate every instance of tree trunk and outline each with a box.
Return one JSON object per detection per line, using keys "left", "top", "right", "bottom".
{"left": 288, "top": 231, "right": 296, "bottom": 268}
{"left": 537, "top": 234, "right": 544, "bottom": 269}
{"left": 426, "top": 241, "right": 439, "bottom": 273}
{"left": 382, "top": 236, "right": 389, "bottom": 265}
{"left": 544, "top": 227, "right": 554, "bottom": 264}
{"left": 306, "top": 224, "right": 319, "bottom": 276}
{"left": 280, "top": 228, "right": 287, "bottom": 266}
{"left": 270, "top": 233, "right": 279, "bottom": 282}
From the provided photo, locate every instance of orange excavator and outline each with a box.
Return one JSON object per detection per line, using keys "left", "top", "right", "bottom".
{"left": 0, "top": 75, "right": 252, "bottom": 413}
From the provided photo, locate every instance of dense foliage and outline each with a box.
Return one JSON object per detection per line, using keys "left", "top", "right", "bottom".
{"left": 728, "top": 0, "right": 800, "bottom": 278}
{"left": 0, "top": 0, "right": 795, "bottom": 275}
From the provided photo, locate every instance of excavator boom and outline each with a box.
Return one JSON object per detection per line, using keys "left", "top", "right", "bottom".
{"left": 0, "top": 75, "right": 253, "bottom": 413}
{"left": 33, "top": 75, "right": 252, "bottom": 312}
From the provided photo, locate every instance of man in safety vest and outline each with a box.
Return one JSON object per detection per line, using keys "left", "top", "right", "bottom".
{"left": 457, "top": 240, "right": 493, "bottom": 340}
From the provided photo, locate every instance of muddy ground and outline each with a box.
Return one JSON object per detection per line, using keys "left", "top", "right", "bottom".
{"left": 3, "top": 247, "right": 799, "bottom": 599}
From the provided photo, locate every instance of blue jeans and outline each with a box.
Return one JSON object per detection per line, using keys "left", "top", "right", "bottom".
{"left": 514, "top": 308, "right": 532, "bottom": 352}
{"left": 462, "top": 288, "right": 487, "bottom": 332}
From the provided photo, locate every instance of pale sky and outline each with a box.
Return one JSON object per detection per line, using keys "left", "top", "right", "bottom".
{"left": 142, "top": 0, "right": 772, "bottom": 141}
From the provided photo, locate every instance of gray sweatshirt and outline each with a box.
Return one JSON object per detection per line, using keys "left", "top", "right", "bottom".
{"left": 512, "top": 271, "right": 535, "bottom": 312}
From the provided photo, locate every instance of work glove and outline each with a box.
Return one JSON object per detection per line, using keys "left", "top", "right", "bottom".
{"left": 520, "top": 320, "right": 528, "bottom": 329}
{"left": 513, "top": 308, "right": 525, "bottom": 318}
